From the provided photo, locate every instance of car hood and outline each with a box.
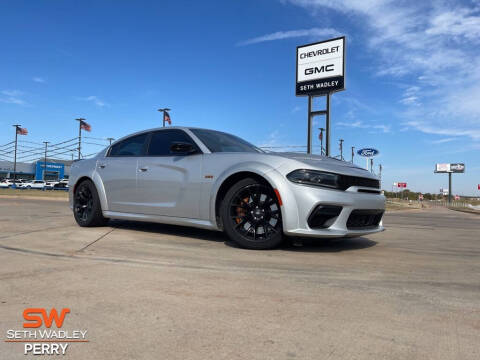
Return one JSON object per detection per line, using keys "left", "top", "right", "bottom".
{"left": 270, "top": 152, "right": 378, "bottom": 179}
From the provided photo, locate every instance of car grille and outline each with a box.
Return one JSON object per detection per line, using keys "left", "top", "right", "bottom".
{"left": 347, "top": 209, "right": 384, "bottom": 229}
{"left": 338, "top": 175, "right": 380, "bottom": 190}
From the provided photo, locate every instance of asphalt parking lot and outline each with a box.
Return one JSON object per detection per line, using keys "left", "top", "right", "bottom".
{"left": 0, "top": 198, "right": 479, "bottom": 359}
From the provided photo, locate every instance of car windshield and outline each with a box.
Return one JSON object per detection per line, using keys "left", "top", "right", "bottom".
{"left": 190, "top": 129, "right": 263, "bottom": 153}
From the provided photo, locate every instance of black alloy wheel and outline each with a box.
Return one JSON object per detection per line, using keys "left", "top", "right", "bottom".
{"left": 221, "top": 178, "right": 283, "bottom": 249}
{"left": 73, "top": 180, "right": 108, "bottom": 227}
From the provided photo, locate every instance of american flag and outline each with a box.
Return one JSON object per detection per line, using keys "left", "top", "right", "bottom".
{"left": 80, "top": 120, "right": 91, "bottom": 132}
{"left": 16, "top": 127, "right": 28, "bottom": 135}
{"left": 164, "top": 111, "right": 171, "bottom": 125}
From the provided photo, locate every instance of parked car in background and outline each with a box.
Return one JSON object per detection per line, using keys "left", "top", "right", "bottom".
{"left": 2, "top": 179, "right": 24, "bottom": 188}
{"left": 69, "top": 127, "right": 385, "bottom": 250}
{"left": 45, "top": 182, "right": 55, "bottom": 190}
{"left": 0, "top": 180, "right": 9, "bottom": 188}
{"left": 53, "top": 181, "right": 69, "bottom": 190}
{"left": 19, "top": 180, "right": 49, "bottom": 189}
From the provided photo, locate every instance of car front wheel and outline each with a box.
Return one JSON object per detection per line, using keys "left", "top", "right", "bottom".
{"left": 221, "top": 178, "right": 283, "bottom": 250}
{"left": 73, "top": 179, "right": 108, "bottom": 227}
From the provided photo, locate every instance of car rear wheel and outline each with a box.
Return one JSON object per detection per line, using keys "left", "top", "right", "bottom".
{"left": 221, "top": 178, "right": 283, "bottom": 250}
{"left": 73, "top": 180, "right": 108, "bottom": 227}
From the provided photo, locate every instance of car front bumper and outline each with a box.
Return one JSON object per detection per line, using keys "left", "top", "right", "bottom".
{"left": 280, "top": 182, "right": 385, "bottom": 238}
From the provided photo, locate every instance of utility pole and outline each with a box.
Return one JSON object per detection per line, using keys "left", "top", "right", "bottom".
{"left": 379, "top": 164, "right": 382, "bottom": 179}
{"left": 448, "top": 172, "right": 452, "bottom": 204}
{"left": 158, "top": 108, "right": 171, "bottom": 127}
{"left": 107, "top": 137, "right": 115, "bottom": 145}
{"left": 351, "top": 146, "right": 355, "bottom": 163}
{"left": 12, "top": 125, "right": 20, "bottom": 183}
{"left": 318, "top": 128, "right": 325, "bottom": 155}
{"left": 339, "top": 139, "right": 344, "bottom": 161}
{"left": 75, "top": 118, "right": 85, "bottom": 160}
{"left": 370, "top": 158, "right": 374, "bottom": 173}
{"left": 43, "top": 141, "right": 49, "bottom": 180}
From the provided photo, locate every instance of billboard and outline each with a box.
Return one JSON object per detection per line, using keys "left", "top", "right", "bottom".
{"left": 296, "top": 36, "right": 345, "bottom": 96}
{"left": 435, "top": 163, "right": 465, "bottom": 173}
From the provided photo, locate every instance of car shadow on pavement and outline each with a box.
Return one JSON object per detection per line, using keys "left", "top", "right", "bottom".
{"left": 109, "top": 220, "right": 227, "bottom": 243}
{"left": 280, "top": 237, "right": 377, "bottom": 252}
{"left": 109, "top": 220, "right": 377, "bottom": 252}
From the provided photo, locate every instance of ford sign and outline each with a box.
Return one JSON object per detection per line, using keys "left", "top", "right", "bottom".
{"left": 357, "top": 148, "right": 379, "bottom": 157}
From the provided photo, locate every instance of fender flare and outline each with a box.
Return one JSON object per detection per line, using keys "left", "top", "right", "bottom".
{"left": 209, "top": 162, "right": 300, "bottom": 231}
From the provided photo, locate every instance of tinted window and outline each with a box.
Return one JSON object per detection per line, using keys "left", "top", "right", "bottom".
{"left": 147, "top": 130, "right": 197, "bottom": 156}
{"left": 190, "top": 129, "right": 262, "bottom": 153}
{"left": 109, "top": 133, "right": 148, "bottom": 157}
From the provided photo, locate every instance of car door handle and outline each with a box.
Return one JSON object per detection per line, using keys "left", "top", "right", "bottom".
{"left": 139, "top": 167, "right": 149, "bottom": 172}
{"left": 98, "top": 164, "right": 106, "bottom": 169}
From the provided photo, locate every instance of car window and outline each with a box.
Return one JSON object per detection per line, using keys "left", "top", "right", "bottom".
{"left": 109, "top": 133, "right": 148, "bottom": 157}
{"left": 190, "top": 129, "right": 263, "bottom": 153}
{"left": 147, "top": 130, "right": 198, "bottom": 156}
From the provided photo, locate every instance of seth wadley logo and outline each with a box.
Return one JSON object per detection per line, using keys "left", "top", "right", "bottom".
{"left": 5, "top": 308, "right": 88, "bottom": 355}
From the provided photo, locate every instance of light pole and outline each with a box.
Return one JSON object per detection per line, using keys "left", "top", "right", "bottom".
{"left": 43, "top": 141, "right": 49, "bottom": 180}
{"left": 75, "top": 118, "right": 85, "bottom": 160}
{"left": 351, "top": 146, "right": 355, "bottom": 163}
{"left": 158, "top": 108, "right": 171, "bottom": 127}
{"left": 339, "top": 139, "right": 344, "bottom": 161}
{"left": 107, "top": 137, "right": 115, "bottom": 145}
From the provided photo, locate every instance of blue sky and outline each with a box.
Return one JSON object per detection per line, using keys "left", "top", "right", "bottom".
{"left": 1, "top": 0, "right": 479, "bottom": 194}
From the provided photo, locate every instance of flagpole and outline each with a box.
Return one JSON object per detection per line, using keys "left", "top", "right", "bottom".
{"left": 12, "top": 125, "right": 20, "bottom": 184}
{"left": 43, "top": 141, "right": 49, "bottom": 180}
{"left": 75, "top": 118, "right": 85, "bottom": 160}
{"left": 158, "top": 108, "right": 171, "bottom": 127}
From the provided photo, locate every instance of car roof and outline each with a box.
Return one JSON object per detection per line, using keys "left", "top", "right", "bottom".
{"left": 110, "top": 126, "right": 222, "bottom": 146}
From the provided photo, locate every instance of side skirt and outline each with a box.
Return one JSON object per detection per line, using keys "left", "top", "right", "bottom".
{"left": 103, "top": 211, "right": 220, "bottom": 231}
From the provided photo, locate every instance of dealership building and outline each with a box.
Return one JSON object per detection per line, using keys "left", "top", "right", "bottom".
{"left": 0, "top": 159, "right": 72, "bottom": 181}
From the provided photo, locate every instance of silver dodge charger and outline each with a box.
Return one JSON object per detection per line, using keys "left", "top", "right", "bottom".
{"left": 69, "top": 127, "right": 385, "bottom": 249}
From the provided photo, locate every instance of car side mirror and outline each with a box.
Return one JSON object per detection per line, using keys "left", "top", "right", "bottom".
{"left": 170, "top": 142, "right": 197, "bottom": 155}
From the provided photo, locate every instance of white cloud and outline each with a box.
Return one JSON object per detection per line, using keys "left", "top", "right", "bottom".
{"left": 336, "top": 120, "right": 390, "bottom": 133}
{"left": 283, "top": 0, "right": 480, "bottom": 142}
{"left": 429, "top": 137, "right": 458, "bottom": 144}
{"left": 77, "top": 95, "right": 107, "bottom": 107}
{"left": 33, "top": 77, "right": 45, "bottom": 83}
{"left": 291, "top": 105, "right": 302, "bottom": 113}
{"left": 2, "top": 90, "right": 23, "bottom": 97}
{"left": 237, "top": 27, "right": 341, "bottom": 46}
{"left": 0, "top": 90, "right": 26, "bottom": 105}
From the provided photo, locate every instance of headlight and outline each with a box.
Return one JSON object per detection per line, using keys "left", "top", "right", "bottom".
{"left": 287, "top": 169, "right": 341, "bottom": 189}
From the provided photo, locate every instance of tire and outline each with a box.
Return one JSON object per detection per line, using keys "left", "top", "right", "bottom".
{"left": 220, "top": 178, "right": 283, "bottom": 250}
{"left": 27, "top": 186, "right": 31, "bottom": 189}
{"left": 73, "top": 179, "right": 109, "bottom": 227}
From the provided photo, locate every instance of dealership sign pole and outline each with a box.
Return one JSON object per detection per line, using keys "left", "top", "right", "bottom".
{"left": 434, "top": 163, "right": 465, "bottom": 204}
{"left": 296, "top": 36, "right": 345, "bottom": 156}
{"left": 357, "top": 148, "right": 379, "bottom": 171}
